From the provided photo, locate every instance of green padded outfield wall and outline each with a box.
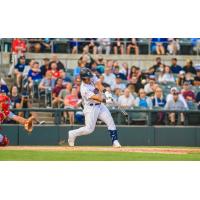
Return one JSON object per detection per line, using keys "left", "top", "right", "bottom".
{"left": 1, "top": 125, "right": 200, "bottom": 147}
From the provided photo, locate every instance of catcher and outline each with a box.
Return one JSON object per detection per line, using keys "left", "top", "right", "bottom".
{"left": 0, "top": 93, "right": 35, "bottom": 146}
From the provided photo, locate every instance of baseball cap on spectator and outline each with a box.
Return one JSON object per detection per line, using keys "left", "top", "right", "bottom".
{"left": 170, "top": 87, "right": 179, "bottom": 93}
{"left": 149, "top": 75, "right": 156, "bottom": 80}
{"left": 179, "top": 70, "right": 185, "bottom": 75}
{"left": 115, "top": 74, "right": 122, "bottom": 79}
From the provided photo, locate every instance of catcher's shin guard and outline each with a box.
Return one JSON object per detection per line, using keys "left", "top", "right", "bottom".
{"left": 0, "top": 134, "right": 9, "bottom": 146}
{"left": 108, "top": 130, "right": 118, "bottom": 144}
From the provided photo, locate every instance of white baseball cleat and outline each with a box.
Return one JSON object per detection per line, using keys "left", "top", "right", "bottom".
{"left": 113, "top": 140, "right": 121, "bottom": 148}
{"left": 68, "top": 131, "right": 76, "bottom": 147}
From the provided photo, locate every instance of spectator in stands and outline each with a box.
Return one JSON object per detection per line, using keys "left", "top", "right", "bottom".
{"left": 129, "top": 75, "right": 144, "bottom": 93}
{"left": 176, "top": 70, "right": 186, "bottom": 86}
{"left": 60, "top": 69, "right": 72, "bottom": 85}
{"left": 83, "top": 38, "right": 97, "bottom": 54}
{"left": 96, "top": 56, "right": 105, "bottom": 75}
{"left": 183, "top": 59, "right": 196, "bottom": 74}
{"left": 0, "top": 79, "right": 9, "bottom": 95}
{"left": 194, "top": 66, "right": 200, "bottom": 86}
{"left": 70, "top": 38, "right": 81, "bottom": 54}
{"left": 144, "top": 75, "right": 158, "bottom": 96}
{"left": 19, "top": 92, "right": 34, "bottom": 119}
{"left": 97, "top": 38, "right": 111, "bottom": 54}
{"left": 113, "top": 88, "right": 123, "bottom": 102}
{"left": 102, "top": 66, "right": 116, "bottom": 89}
{"left": 64, "top": 87, "right": 79, "bottom": 125}
{"left": 113, "top": 38, "right": 124, "bottom": 54}
{"left": 23, "top": 59, "right": 35, "bottom": 79}
{"left": 73, "top": 59, "right": 82, "bottom": 78}
{"left": 135, "top": 88, "right": 152, "bottom": 108}
{"left": 40, "top": 58, "right": 50, "bottom": 77}
{"left": 152, "top": 87, "right": 166, "bottom": 124}
{"left": 151, "top": 38, "right": 167, "bottom": 55}
{"left": 28, "top": 61, "right": 42, "bottom": 94}
{"left": 185, "top": 72, "right": 194, "bottom": 85}
{"left": 128, "top": 65, "right": 137, "bottom": 80}
{"left": 118, "top": 88, "right": 135, "bottom": 108}
{"left": 113, "top": 65, "right": 127, "bottom": 80}
{"left": 191, "top": 38, "right": 200, "bottom": 55}
{"left": 58, "top": 82, "right": 73, "bottom": 106}
{"left": 39, "top": 70, "right": 55, "bottom": 107}
{"left": 152, "top": 57, "right": 162, "bottom": 73}
{"left": 29, "top": 38, "right": 52, "bottom": 53}
{"left": 126, "top": 83, "right": 138, "bottom": 97}
{"left": 170, "top": 58, "right": 182, "bottom": 74}
{"left": 8, "top": 38, "right": 27, "bottom": 77}
{"left": 52, "top": 78, "right": 64, "bottom": 107}
{"left": 166, "top": 87, "right": 188, "bottom": 110}
{"left": 14, "top": 56, "right": 27, "bottom": 89}
{"left": 49, "top": 54, "right": 65, "bottom": 71}
{"left": 195, "top": 91, "right": 200, "bottom": 110}
{"left": 158, "top": 66, "right": 175, "bottom": 84}
{"left": 167, "top": 38, "right": 180, "bottom": 55}
{"left": 181, "top": 82, "right": 196, "bottom": 109}
{"left": 165, "top": 91, "right": 186, "bottom": 125}
{"left": 120, "top": 62, "right": 129, "bottom": 79}
{"left": 152, "top": 88, "right": 166, "bottom": 107}
{"left": 49, "top": 62, "right": 61, "bottom": 79}
{"left": 73, "top": 77, "right": 81, "bottom": 93}
{"left": 9, "top": 85, "right": 21, "bottom": 116}
{"left": 111, "top": 74, "right": 126, "bottom": 91}
{"left": 126, "top": 38, "right": 139, "bottom": 55}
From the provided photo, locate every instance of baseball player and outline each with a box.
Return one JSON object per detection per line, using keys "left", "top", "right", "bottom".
{"left": 0, "top": 93, "right": 34, "bottom": 146}
{"left": 68, "top": 68, "right": 121, "bottom": 147}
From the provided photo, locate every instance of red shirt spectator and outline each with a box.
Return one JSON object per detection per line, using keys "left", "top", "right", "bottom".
{"left": 64, "top": 95, "right": 78, "bottom": 107}
{"left": 182, "top": 90, "right": 195, "bottom": 101}
{"left": 51, "top": 70, "right": 61, "bottom": 79}
{"left": 181, "top": 82, "right": 195, "bottom": 101}
{"left": 12, "top": 38, "right": 26, "bottom": 54}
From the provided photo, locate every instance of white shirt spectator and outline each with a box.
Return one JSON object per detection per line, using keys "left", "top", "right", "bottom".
{"left": 118, "top": 94, "right": 135, "bottom": 108}
{"left": 158, "top": 73, "right": 175, "bottom": 83}
{"left": 144, "top": 83, "right": 154, "bottom": 94}
{"left": 166, "top": 93, "right": 188, "bottom": 110}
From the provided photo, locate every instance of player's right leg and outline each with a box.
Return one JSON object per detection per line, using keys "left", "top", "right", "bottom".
{"left": 98, "top": 104, "right": 121, "bottom": 148}
{"left": 68, "top": 106, "right": 100, "bottom": 147}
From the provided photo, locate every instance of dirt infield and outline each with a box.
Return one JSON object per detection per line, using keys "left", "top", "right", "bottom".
{"left": 2, "top": 146, "right": 200, "bottom": 154}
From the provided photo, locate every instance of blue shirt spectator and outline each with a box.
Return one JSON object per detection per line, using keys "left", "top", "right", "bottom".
{"left": 28, "top": 70, "right": 42, "bottom": 81}
{"left": 170, "top": 58, "right": 182, "bottom": 74}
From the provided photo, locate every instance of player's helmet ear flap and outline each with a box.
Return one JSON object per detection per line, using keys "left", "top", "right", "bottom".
{"left": 80, "top": 68, "right": 93, "bottom": 79}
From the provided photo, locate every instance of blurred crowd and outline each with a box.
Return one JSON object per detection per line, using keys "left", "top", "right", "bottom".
{"left": 2, "top": 48, "right": 200, "bottom": 125}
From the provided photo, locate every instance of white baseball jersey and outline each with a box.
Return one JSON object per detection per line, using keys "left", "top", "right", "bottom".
{"left": 69, "top": 74, "right": 117, "bottom": 140}
{"left": 80, "top": 75, "right": 100, "bottom": 106}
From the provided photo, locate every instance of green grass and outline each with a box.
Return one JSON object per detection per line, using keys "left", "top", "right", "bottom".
{"left": 0, "top": 150, "right": 200, "bottom": 161}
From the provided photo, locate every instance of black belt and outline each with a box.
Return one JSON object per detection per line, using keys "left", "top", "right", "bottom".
{"left": 89, "top": 103, "right": 101, "bottom": 106}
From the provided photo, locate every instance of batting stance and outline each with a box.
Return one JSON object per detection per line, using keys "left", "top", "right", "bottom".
{"left": 68, "top": 68, "right": 121, "bottom": 148}
{"left": 0, "top": 93, "right": 35, "bottom": 146}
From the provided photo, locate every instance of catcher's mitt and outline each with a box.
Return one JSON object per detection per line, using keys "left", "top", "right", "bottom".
{"left": 24, "top": 116, "right": 35, "bottom": 133}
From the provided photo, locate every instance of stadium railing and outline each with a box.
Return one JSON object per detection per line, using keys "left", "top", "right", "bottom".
{"left": 9, "top": 108, "right": 200, "bottom": 126}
